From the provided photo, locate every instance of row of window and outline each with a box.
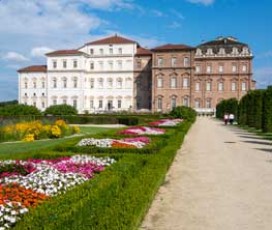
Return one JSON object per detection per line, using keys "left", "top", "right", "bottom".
{"left": 89, "top": 60, "right": 132, "bottom": 71}
{"left": 195, "top": 63, "right": 248, "bottom": 74}
{"left": 156, "top": 77, "right": 247, "bottom": 91}
{"left": 52, "top": 60, "right": 78, "bottom": 69}
{"left": 23, "top": 81, "right": 46, "bottom": 89}
{"left": 195, "top": 47, "right": 250, "bottom": 56}
{"left": 157, "top": 57, "right": 190, "bottom": 68}
{"left": 156, "top": 97, "right": 213, "bottom": 110}
{"left": 89, "top": 78, "right": 132, "bottom": 89}
{"left": 89, "top": 47, "right": 123, "bottom": 56}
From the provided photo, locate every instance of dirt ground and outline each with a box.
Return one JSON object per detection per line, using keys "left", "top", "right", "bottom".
{"left": 140, "top": 117, "right": 272, "bottom": 230}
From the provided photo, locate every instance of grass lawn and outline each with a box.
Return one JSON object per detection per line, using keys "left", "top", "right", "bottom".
{"left": 0, "top": 127, "right": 112, "bottom": 159}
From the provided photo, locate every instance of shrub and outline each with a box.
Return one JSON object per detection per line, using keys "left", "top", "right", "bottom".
{"left": 263, "top": 86, "right": 272, "bottom": 132}
{"left": 0, "top": 104, "right": 41, "bottom": 116}
{"left": 44, "top": 104, "right": 78, "bottom": 116}
{"left": 216, "top": 98, "right": 238, "bottom": 120}
{"left": 170, "top": 106, "right": 197, "bottom": 122}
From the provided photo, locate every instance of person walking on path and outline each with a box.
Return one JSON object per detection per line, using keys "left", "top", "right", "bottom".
{"left": 229, "top": 113, "right": 235, "bottom": 125}
{"left": 223, "top": 113, "right": 229, "bottom": 125}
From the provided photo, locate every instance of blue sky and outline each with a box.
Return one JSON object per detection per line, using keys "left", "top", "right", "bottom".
{"left": 0, "top": 0, "right": 272, "bottom": 101}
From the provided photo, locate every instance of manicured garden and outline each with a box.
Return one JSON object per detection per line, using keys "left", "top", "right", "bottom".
{"left": 0, "top": 107, "right": 196, "bottom": 229}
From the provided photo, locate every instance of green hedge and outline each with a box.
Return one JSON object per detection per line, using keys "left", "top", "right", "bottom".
{"left": 263, "top": 86, "right": 272, "bottom": 132}
{"left": 216, "top": 98, "right": 238, "bottom": 119}
{"left": 13, "top": 121, "right": 193, "bottom": 230}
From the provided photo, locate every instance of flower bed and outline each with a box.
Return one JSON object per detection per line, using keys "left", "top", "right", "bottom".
{"left": 0, "top": 119, "right": 80, "bottom": 143}
{"left": 0, "top": 155, "right": 115, "bottom": 229}
{"left": 119, "top": 126, "right": 165, "bottom": 135}
{"left": 77, "top": 136, "right": 150, "bottom": 149}
{"left": 149, "top": 118, "right": 183, "bottom": 127}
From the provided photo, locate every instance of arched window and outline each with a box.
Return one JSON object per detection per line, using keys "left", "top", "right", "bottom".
{"left": 90, "top": 78, "right": 94, "bottom": 88}
{"left": 206, "top": 98, "right": 212, "bottom": 108}
{"left": 157, "top": 75, "right": 163, "bottom": 88}
{"left": 183, "top": 77, "right": 189, "bottom": 88}
{"left": 218, "top": 82, "right": 224, "bottom": 91}
{"left": 195, "top": 99, "right": 201, "bottom": 108}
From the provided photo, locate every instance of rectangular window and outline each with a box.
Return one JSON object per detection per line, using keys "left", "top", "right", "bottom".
{"left": 53, "top": 61, "right": 57, "bottom": 69}
{"left": 109, "top": 48, "right": 113, "bottom": 54}
{"left": 53, "top": 79, "right": 57, "bottom": 88}
{"left": 42, "top": 102, "right": 45, "bottom": 108}
{"left": 218, "top": 82, "right": 223, "bottom": 91}
{"left": 136, "top": 60, "right": 141, "bottom": 69}
{"left": 158, "top": 58, "right": 163, "bottom": 67}
{"left": 232, "top": 65, "right": 237, "bottom": 73}
{"left": 242, "top": 65, "right": 247, "bottom": 72}
{"left": 219, "top": 65, "right": 223, "bottom": 73}
{"left": 73, "top": 79, "right": 78, "bottom": 88}
{"left": 242, "top": 82, "right": 246, "bottom": 91}
{"left": 90, "top": 62, "right": 94, "bottom": 70}
{"left": 195, "top": 100, "right": 200, "bottom": 108}
{"left": 118, "top": 100, "right": 122, "bottom": 109}
{"left": 73, "top": 60, "right": 77, "bottom": 68}
{"left": 63, "top": 60, "right": 67, "bottom": 68}
{"left": 73, "top": 100, "right": 77, "bottom": 109}
{"left": 99, "top": 49, "right": 103, "bottom": 55}
{"left": 99, "top": 61, "right": 104, "bottom": 70}
{"left": 183, "top": 97, "right": 189, "bottom": 107}
{"left": 33, "top": 102, "right": 36, "bottom": 107}
{"left": 207, "top": 65, "right": 211, "bottom": 73}
{"left": 206, "top": 82, "right": 211, "bottom": 91}
{"left": 184, "top": 57, "right": 189, "bottom": 67}
{"left": 90, "top": 49, "right": 94, "bottom": 55}
{"left": 171, "top": 77, "right": 177, "bottom": 88}
{"left": 158, "top": 98, "right": 162, "bottom": 110}
{"left": 63, "top": 99, "right": 67, "bottom": 104}
{"left": 171, "top": 97, "right": 176, "bottom": 109}
{"left": 206, "top": 100, "right": 211, "bottom": 108}
{"left": 118, "top": 48, "right": 122, "bottom": 54}
{"left": 196, "top": 65, "right": 201, "bottom": 73}
{"left": 98, "top": 100, "right": 103, "bottom": 109}
{"left": 183, "top": 78, "right": 189, "bottom": 88}
{"left": 171, "top": 57, "right": 177, "bottom": 67}
{"left": 90, "top": 100, "right": 94, "bottom": 109}
{"left": 157, "top": 78, "right": 163, "bottom": 88}
{"left": 90, "top": 79, "right": 94, "bottom": 88}
{"left": 108, "top": 61, "right": 113, "bottom": 70}
{"left": 118, "top": 61, "right": 122, "bottom": 70}
{"left": 231, "top": 82, "right": 236, "bottom": 91}
{"left": 42, "top": 82, "right": 45, "bottom": 88}
{"left": 33, "top": 82, "right": 37, "bottom": 88}
{"left": 53, "top": 99, "right": 57, "bottom": 105}
{"left": 24, "top": 82, "right": 28, "bottom": 89}
{"left": 195, "top": 82, "right": 200, "bottom": 91}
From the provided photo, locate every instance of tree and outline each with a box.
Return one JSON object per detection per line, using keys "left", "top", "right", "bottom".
{"left": 170, "top": 106, "right": 197, "bottom": 122}
{"left": 263, "top": 86, "right": 272, "bottom": 132}
{"left": 44, "top": 104, "right": 78, "bottom": 115}
{"left": 0, "top": 104, "right": 41, "bottom": 116}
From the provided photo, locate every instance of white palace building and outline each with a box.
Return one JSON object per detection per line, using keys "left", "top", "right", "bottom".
{"left": 18, "top": 35, "right": 152, "bottom": 113}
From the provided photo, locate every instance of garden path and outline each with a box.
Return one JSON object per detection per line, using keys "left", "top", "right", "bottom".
{"left": 140, "top": 117, "right": 272, "bottom": 230}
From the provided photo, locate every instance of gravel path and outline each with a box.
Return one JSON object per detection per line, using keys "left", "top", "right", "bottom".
{"left": 140, "top": 117, "right": 272, "bottom": 230}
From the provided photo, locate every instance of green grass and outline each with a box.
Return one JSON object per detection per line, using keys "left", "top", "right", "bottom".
{"left": 0, "top": 127, "right": 112, "bottom": 158}
{"left": 239, "top": 125, "right": 272, "bottom": 140}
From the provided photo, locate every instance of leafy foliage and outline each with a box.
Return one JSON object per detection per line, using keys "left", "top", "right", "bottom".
{"left": 170, "top": 106, "right": 197, "bottom": 122}
{"left": 263, "top": 86, "right": 272, "bottom": 132}
{"left": 216, "top": 98, "right": 238, "bottom": 119}
{"left": 0, "top": 100, "right": 18, "bottom": 107}
{"left": 0, "top": 104, "right": 41, "bottom": 116}
{"left": 44, "top": 104, "right": 78, "bottom": 115}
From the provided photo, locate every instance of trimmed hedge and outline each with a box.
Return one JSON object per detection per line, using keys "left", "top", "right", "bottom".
{"left": 216, "top": 98, "right": 238, "bottom": 119}
{"left": 263, "top": 86, "right": 272, "bottom": 132}
{"left": 13, "top": 121, "right": 193, "bottom": 230}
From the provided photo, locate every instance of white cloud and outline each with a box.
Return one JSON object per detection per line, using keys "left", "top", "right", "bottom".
{"left": 152, "top": 9, "right": 164, "bottom": 17}
{"left": 186, "top": 0, "right": 215, "bottom": 6}
{"left": 31, "top": 47, "right": 54, "bottom": 57}
{"left": 2, "top": 52, "right": 29, "bottom": 62}
{"left": 81, "top": 0, "right": 135, "bottom": 10}
{"left": 170, "top": 9, "right": 185, "bottom": 20}
{"left": 168, "top": 21, "right": 181, "bottom": 29}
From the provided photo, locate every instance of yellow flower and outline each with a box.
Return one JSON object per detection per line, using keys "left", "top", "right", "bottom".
{"left": 72, "top": 126, "right": 80, "bottom": 134}
{"left": 50, "top": 125, "right": 61, "bottom": 138}
{"left": 22, "top": 133, "right": 35, "bottom": 142}
{"left": 55, "top": 119, "right": 68, "bottom": 130}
